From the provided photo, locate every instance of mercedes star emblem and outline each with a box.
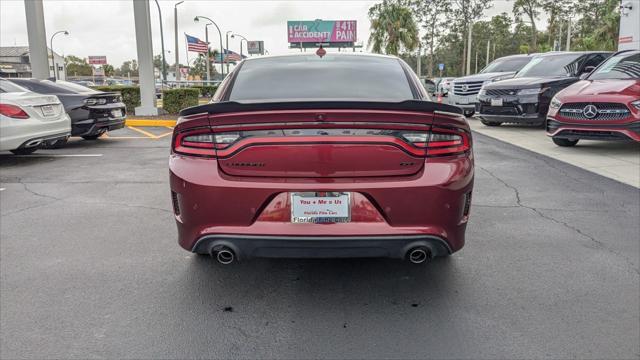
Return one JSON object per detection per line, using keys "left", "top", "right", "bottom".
{"left": 583, "top": 104, "right": 598, "bottom": 119}
{"left": 461, "top": 84, "right": 468, "bottom": 92}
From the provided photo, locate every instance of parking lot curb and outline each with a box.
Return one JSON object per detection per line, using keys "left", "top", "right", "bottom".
{"left": 125, "top": 119, "right": 178, "bottom": 127}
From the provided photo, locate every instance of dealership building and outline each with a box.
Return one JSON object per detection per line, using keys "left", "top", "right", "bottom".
{"left": 0, "top": 46, "right": 66, "bottom": 80}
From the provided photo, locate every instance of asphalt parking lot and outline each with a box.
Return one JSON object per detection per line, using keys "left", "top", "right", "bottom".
{"left": 1, "top": 128, "right": 639, "bottom": 359}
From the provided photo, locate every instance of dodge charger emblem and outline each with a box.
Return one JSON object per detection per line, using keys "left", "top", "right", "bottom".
{"left": 583, "top": 104, "right": 598, "bottom": 119}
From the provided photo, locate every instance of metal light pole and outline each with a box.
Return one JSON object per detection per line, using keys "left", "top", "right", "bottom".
{"left": 174, "top": 1, "right": 183, "bottom": 83}
{"left": 153, "top": 0, "right": 167, "bottom": 82}
{"left": 50, "top": 30, "right": 68, "bottom": 80}
{"left": 194, "top": 16, "right": 224, "bottom": 80}
{"left": 225, "top": 31, "right": 233, "bottom": 74}
{"left": 231, "top": 33, "right": 248, "bottom": 58}
{"left": 205, "top": 24, "right": 211, "bottom": 82}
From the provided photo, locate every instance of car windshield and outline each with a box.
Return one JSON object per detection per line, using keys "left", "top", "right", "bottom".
{"left": 11, "top": 79, "right": 98, "bottom": 94}
{"left": 588, "top": 52, "right": 640, "bottom": 80}
{"left": 515, "top": 54, "right": 584, "bottom": 78}
{"left": 481, "top": 57, "right": 532, "bottom": 73}
{"left": 54, "top": 80, "right": 99, "bottom": 93}
{"left": 228, "top": 54, "right": 415, "bottom": 102}
{"left": 0, "top": 79, "right": 29, "bottom": 93}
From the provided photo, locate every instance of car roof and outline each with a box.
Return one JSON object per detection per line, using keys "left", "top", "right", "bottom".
{"left": 535, "top": 51, "right": 612, "bottom": 57}
{"left": 242, "top": 52, "right": 400, "bottom": 63}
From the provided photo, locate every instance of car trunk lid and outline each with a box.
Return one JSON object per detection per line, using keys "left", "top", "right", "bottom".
{"left": 205, "top": 104, "right": 441, "bottom": 178}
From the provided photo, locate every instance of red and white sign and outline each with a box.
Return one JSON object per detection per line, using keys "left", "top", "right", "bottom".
{"left": 88, "top": 56, "right": 107, "bottom": 65}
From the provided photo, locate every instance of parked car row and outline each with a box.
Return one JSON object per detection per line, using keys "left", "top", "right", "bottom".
{"left": 0, "top": 78, "right": 126, "bottom": 153}
{"left": 444, "top": 50, "right": 639, "bottom": 147}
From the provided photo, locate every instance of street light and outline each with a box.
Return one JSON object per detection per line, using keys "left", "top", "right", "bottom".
{"left": 174, "top": 1, "right": 184, "bottom": 83}
{"left": 154, "top": 0, "right": 167, "bottom": 82}
{"left": 225, "top": 30, "right": 233, "bottom": 74}
{"left": 194, "top": 15, "right": 224, "bottom": 81}
{"left": 231, "top": 33, "right": 248, "bottom": 58}
{"left": 50, "top": 30, "right": 68, "bottom": 80}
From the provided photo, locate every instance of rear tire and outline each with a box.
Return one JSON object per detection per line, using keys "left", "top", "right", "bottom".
{"left": 82, "top": 134, "right": 103, "bottom": 140}
{"left": 552, "top": 138, "right": 579, "bottom": 147}
{"left": 481, "top": 120, "right": 502, "bottom": 127}
{"left": 10, "top": 147, "right": 38, "bottom": 155}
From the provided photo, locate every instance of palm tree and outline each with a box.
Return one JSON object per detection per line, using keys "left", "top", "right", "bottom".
{"left": 368, "top": 0, "right": 419, "bottom": 55}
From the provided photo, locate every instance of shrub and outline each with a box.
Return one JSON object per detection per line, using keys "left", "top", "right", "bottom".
{"left": 162, "top": 88, "right": 200, "bottom": 114}
{"left": 92, "top": 86, "right": 140, "bottom": 111}
{"left": 192, "top": 85, "right": 218, "bottom": 97}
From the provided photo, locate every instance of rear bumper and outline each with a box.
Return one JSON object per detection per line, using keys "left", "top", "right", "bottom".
{"left": 72, "top": 116, "right": 126, "bottom": 136}
{"left": 0, "top": 114, "right": 71, "bottom": 151}
{"left": 170, "top": 154, "right": 474, "bottom": 257}
{"left": 546, "top": 118, "right": 640, "bottom": 142}
{"left": 192, "top": 234, "right": 452, "bottom": 259}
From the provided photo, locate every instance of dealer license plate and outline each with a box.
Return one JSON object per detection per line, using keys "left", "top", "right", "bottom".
{"left": 291, "top": 192, "right": 351, "bottom": 223}
{"left": 40, "top": 105, "right": 56, "bottom": 117}
{"left": 111, "top": 109, "right": 123, "bottom": 118}
{"left": 491, "top": 98, "right": 503, "bottom": 107}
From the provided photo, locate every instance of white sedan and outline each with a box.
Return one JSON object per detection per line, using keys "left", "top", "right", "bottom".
{"left": 0, "top": 79, "right": 71, "bottom": 155}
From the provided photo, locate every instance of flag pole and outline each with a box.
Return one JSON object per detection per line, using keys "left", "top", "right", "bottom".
{"left": 184, "top": 33, "right": 190, "bottom": 81}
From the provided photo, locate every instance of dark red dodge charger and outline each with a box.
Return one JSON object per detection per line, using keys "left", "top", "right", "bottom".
{"left": 170, "top": 53, "right": 474, "bottom": 264}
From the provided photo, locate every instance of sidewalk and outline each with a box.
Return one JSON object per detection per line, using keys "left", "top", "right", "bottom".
{"left": 468, "top": 118, "right": 640, "bottom": 188}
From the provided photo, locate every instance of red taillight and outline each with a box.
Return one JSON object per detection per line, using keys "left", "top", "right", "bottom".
{"left": 426, "top": 128, "right": 470, "bottom": 156}
{"left": 173, "top": 129, "right": 216, "bottom": 157}
{"left": 0, "top": 104, "right": 29, "bottom": 119}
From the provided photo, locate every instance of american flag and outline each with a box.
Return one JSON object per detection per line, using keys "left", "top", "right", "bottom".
{"left": 223, "top": 49, "right": 243, "bottom": 62}
{"left": 185, "top": 34, "right": 208, "bottom": 53}
{"left": 215, "top": 49, "right": 246, "bottom": 63}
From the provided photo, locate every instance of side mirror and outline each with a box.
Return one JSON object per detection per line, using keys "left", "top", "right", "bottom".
{"left": 579, "top": 73, "right": 589, "bottom": 80}
{"left": 463, "top": 109, "right": 475, "bottom": 118}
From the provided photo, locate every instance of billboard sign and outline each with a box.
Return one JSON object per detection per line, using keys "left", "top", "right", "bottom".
{"left": 287, "top": 20, "right": 356, "bottom": 44}
{"left": 247, "top": 40, "right": 265, "bottom": 55}
{"left": 88, "top": 56, "right": 107, "bottom": 65}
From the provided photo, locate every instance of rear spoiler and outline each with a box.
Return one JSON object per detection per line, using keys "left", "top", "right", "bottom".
{"left": 179, "top": 100, "right": 463, "bottom": 117}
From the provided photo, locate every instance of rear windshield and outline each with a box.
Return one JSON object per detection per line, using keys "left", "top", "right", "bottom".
{"left": 228, "top": 54, "right": 415, "bottom": 102}
{"left": 0, "top": 79, "right": 29, "bottom": 93}
{"left": 588, "top": 52, "right": 640, "bottom": 80}
{"left": 10, "top": 79, "right": 93, "bottom": 94}
{"left": 516, "top": 54, "right": 584, "bottom": 78}
{"left": 481, "top": 57, "right": 532, "bottom": 73}
{"left": 53, "top": 80, "right": 98, "bottom": 93}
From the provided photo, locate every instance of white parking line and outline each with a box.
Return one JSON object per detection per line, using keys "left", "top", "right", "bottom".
{"left": 13, "top": 154, "right": 103, "bottom": 157}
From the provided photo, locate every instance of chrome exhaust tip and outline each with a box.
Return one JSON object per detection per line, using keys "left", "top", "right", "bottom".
{"left": 407, "top": 247, "right": 432, "bottom": 264}
{"left": 215, "top": 248, "right": 235, "bottom": 265}
{"left": 25, "top": 139, "right": 43, "bottom": 148}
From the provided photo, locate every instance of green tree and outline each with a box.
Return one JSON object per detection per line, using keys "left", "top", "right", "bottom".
{"left": 452, "top": 0, "right": 492, "bottom": 74}
{"left": 65, "top": 55, "right": 92, "bottom": 76}
{"left": 368, "top": 0, "right": 419, "bottom": 55}
{"left": 411, "top": 0, "right": 452, "bottom": 77}
{"left": 512, "top": 0, "right": 542, "bottom": 51}
{"left": 118, "top": 60, "right": 138, "bottom": 77}
{"left": 102, "top": 64, "right": 115, "bottom": 77}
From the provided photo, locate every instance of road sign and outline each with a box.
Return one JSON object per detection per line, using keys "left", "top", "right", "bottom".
{"left": 247, "top": 41, "right": 264, "bottom": 55}
{"left": 287, "top": 20, "right": 356, "bottom": 45}
{"left": 88, "top": 56, "right": 107, "bottom": 65}
{"left": 438, "top": 63, "right": 445, "bottom": 71}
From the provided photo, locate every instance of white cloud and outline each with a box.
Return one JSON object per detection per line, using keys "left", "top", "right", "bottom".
{"left": 1, "top": 0, "right": 548, "bottom": 67}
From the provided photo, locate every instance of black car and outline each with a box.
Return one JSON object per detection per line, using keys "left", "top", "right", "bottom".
{"left": 476, "top": 51, "right": 611, "bottom": 126}
{"left": 8, "top": 79, "right": 126, "bottom": 146}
